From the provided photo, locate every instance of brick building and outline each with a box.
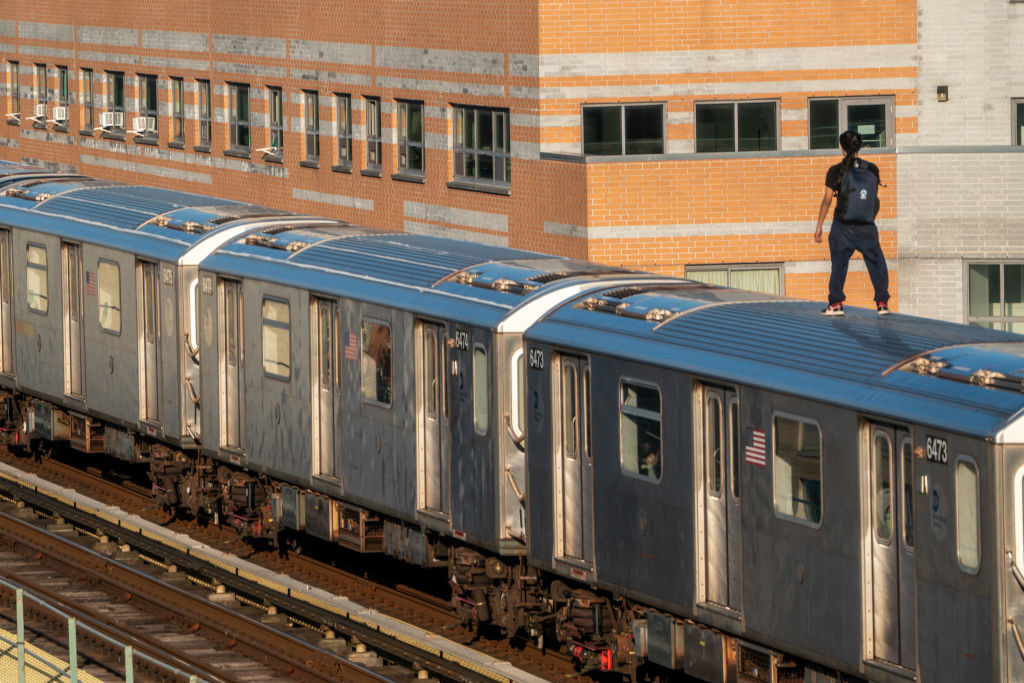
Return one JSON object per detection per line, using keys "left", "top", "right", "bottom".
{"left": 1, "top": 2, "right": 1023, "bottom": 325}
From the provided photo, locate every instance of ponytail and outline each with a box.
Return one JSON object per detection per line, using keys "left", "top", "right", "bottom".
{"left": 838, "top": 129, "right": 863, "bottom": 174}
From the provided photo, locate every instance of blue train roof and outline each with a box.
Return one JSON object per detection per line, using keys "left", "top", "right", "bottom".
{"left": 531, "top": 284, "right": 1024, "bottom": 441}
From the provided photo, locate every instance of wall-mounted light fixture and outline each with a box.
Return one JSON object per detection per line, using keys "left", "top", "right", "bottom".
{"left": 937, "top": 85, "right": 949, "bottom": 102}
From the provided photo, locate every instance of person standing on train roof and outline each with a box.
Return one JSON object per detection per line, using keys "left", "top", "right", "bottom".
{"left": 813, "top": 129, "right": 891, "bottom": 317}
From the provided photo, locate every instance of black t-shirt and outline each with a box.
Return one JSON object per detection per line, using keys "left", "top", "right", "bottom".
{"left": 825, "top": 158, "right": 880, "bottom": 221}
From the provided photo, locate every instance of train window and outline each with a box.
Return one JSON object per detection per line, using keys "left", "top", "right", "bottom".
{"left": 620, "top": 381, "right": 661, "bottom": 481}
{"left": 706, "top": 394, "right": 723, "bottom": 496}
{"left": 562, "top": 361, "right": 579, "bottom": 458}
{"left": 97, "top": 260, "right": 120, "bottom": 334}
{"left": 473, "top": 346, "right": 489, "bottom": 434}
{"left": 361, "top": 321, "right": 392, "bottom": 406}
{"left": 873, "top": 432, "right": 893, "bottom": 543}
{"left": 955, "top": 457, "right": 981, "bottom": 573}
{"left": 26, "top": 244, "right": 47, "bottom": 314}
{"left": 730, "top": 398, "right": 740, "bottom": 498}
{"left": 510, "top": 348, "right": 525, "bottom": 440}
{"left": 901, "top": 438, "right": 914, "bottom": 548}
{"left": 261, "top": 298, "right": 291, "bottom": 380}
{"left": 773, "top": 415, "right": 822, "bottom": 526}
{"left": 1015, "top": 467, "right": 1024, "bottom": 578}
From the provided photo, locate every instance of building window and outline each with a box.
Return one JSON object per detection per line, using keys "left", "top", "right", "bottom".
{"left": 26, "top": 244, "right": 47, "bottom": 314}
{"left": 228, "top": 83, "right": 250, "bottom": 151}
{"left": 966, "top": 262, "right": 1024, "bottom": 332}
{"left": 197, "top": 79, "right": 211, "bottom": 148}
{"left": 473, "top": 346, "right": 488, "bottom": 434}
{"left": 81, "top": 68, "right": 93, "bottom": 130}
{"left": 956, "top": 457, "right": 980, "bottom": 573}
{"left": 55, "top": 66, "right": 68, "bottom": 129}
{"left": 361, "top": 320, "right": 392, "bottom": 406}
{"left": 1014, "top": 99, "right": 1024, "bottom": 146}
{"left": 170, "top": 77, "right": 184, "bottom": 145}
{"left": 365, "top": 97, "right": 381, "bottom": 170}
{"left": 397, "top": 100, "right": 424, "bottom": 174}
{"left": 582, "top": 103, "right": 664, "bottom": 155}
{"left": 620, "top": 380, "right": 662, "bottom": 482}
{"left": 261, "top": 298, "right": 291, "bottom": 380}
{"left": 335, "top": 94, "right": 353, "bottom": 169}
{"left": 773, "top": 414, "right": 822, "bottom": 526}
{"left": 454, "top": 105, "right": 511, "bottom": 186}
{"left": 137, "top": 74, "right": 158, "bottom": 137}
{"left": 809, "top": 96, "right": 893, "bottom": 149}
{"left": 106, "top": 71, "right": 125, "bottom": 121}
{"left": 97, "top": 260, "right": 121, "bottom": 335}
{"left": 263, "top": 86, "right": 283, "bottom": 158}
{"left": 304, "top": 90, "right": 320, "bottom": 163}
{"left": 34, "top": 64, "right": 46, "bottom": 106}
{"left": 696, "top": 100, "right": 778, "bottom": 153}
{"left": 6, "top": 61, "right": 18, "bottom": 123}
{"left": 686, "top": 264, "right": 783, "bottom": 295}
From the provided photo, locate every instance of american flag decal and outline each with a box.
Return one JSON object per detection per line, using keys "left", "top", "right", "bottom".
{"left": 85, "top": 271, "right": 96, "bottom": 296}
{"left": 745, "top": 427, "right": 767, "bottom": 467}
{"left": 343, "top": 332, "right": 359, "bottom": 361}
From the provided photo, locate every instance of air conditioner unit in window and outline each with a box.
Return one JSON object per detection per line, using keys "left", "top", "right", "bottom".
{"left": 129, "top": 116, "right": 156, "bottom": 135}
{"left": 30, "top": 103, "right": 47, "bottom": 121}
{"left": 96, "top": 111, "right": 125, "bottom": 130}
{"left": 49, "top": 106, "right": 68, "bottom": 123}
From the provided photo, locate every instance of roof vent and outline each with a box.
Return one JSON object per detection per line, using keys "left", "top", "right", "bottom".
{"left": 644, "top": 308, "right": 674, "bottom": 322}
{"left": 454, "top": 271, "right": 481, "bottom": 285}
{"left": 903, "top": 356, "right": 949, "bottom": 375}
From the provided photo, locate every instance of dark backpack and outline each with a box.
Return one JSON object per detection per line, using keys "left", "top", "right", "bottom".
{"left": 838, "top": 160, "right": 879, "bottom": 223}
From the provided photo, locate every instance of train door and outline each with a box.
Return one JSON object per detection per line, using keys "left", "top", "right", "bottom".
{"left": 312, "top": 297, "right": 341, "bottom": 481}
{"left": 866, "top": 423, "right": 915, "bottom": 668}
{"left": 698, "top": 384, "right": 742, "bottom": 612}
{"left": 62, "top": 243, "right": 84, "bottom": 398}
{"left": 219, "top": 279, "right": 244, "bottom": 450}
{"left": 0, "top": 230, "right": 13, "bottom": 376}
{"left": 416, "top": 320, "right": 449, "bottom": 517}
{"left": 554, "top": 353, "right": 593, "bottom": 566}
{"left": 138, "top": 261, "right": 160, "bottom": 423}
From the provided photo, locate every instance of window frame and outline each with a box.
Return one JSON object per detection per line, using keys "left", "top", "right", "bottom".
{"left": 334, "top": 93, "right": 353, "bottom": 171}
{"left": 170, "top": 77, "right": 184, "bottom": 146}
{"left": 261, "top": 297, "right": 291, "bottom": 381}
{"left": 397, "top": 100, "right": 425, "bottom": 176}
{"left": 1013, "top": 98, "right": 1024, "bottom": 146}
{"left": 771, "top": 411, "right": 823, "bottom": 528}
{"left": 228, "top": 82, "right": 251, "bottom": 153}
{"left": 7, "top": 61, "right": 19, "bottom": 124}
{"left": 964, "top": 260, "right": 1024, "bottom": 331}
{"left": 365, "top": 96, "right": 382, "bottom": 171}
{"left": 618, "top": 377, "right": 663, "bottom": 483}
{"left": 473, "top": 344, "right": 489, "bottom": 435}
{"left": 955, "top": 455, "right": 981, "bottom": 575}
{"left": 54, "top": 65, "right": 68, "bottom": 132}
{"left": 303, "top": 90, "right": 320, "bottom": 165}
{"left": 80, "top": 68, "right": 93, "bottom": 132}
{"left": 106, "top": 71, "right": 125, "bottom": 121}
{"left": 581, "top": 102, "right": 666, "bottom": 156}
{"left": 695, "top": 99, "right": 780, "bottom": 153}
{"left": 685, "top": 263, "right": 785, "bottom": 294}
{"left": 196, "top": 79, "right": 211, "bottom": 150}
{"left": 808, "top": 96, "right": 894, "bottom": 150}
{"left": 264, "top": 86, "right": 284, "bottom": 161}
{"left": 510, "top": 347, "right": 525, "bottom": 441}
{"left": 360, "top": 318, "right": 392, "bottom": 407}
{"left": 26, "top": 243, "right": 48, "bottom": 315}
{"left": 96, "top": 259, "right": 121, "bottom": 335}
{"left": 452, "top": 105, "right": 511, "bottom": 190}
{"left": 32, "top": 63, "right": 46, "bottom": 129}
{"left": 137, "top": 73, "right": 158, "bottom": 141}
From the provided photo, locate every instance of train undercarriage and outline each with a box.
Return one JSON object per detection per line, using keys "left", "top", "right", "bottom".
{"left": 0, "top": 391, "right": 846, "bottom": 683}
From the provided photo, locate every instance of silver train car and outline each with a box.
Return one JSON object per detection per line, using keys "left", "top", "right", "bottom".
{"left": 0, "top": 160, "right": 1022, "bottom": 682}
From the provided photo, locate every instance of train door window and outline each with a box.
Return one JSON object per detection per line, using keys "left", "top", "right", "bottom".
{"left": 97, "top": 260, "right": 121, "bottom": 334}
{"left": 730, "top": 398, "right": 740, "bottom": 498}
{"left": 562, "top": 361, "right": 579, "bottom": 458}
{"left": 773, "top": 414, "right": 822, "bottom": 526}
{"left": 873, "top": 431, "right": 893, "bottom": 543}
{"left": 0, "top": 230, "right": 11, "bottom": 375}
{"left": 1015, "top": 466, "right": 1024, "bottom": 577}
{"left": 510, "top": 347, "right": 525, "bottom": 440}
{"left": 955, "top": 457, "right": 981, "bottom": 573}
{"left": 26, "top": 244, "right": 47, "bottom": 314}
{"left": 473, "top": 346, "right": 489, "bottom": 434}
{"left": 901, "top": 437, "right": 914, "bottom": 548}
{"left": 360, "top": 320, "right": 392, "bottom": 406}
{"left": 706, "top": 394, "right": 723, "bottom": 496}
{"left": 620, "top": 380, "right": 662, "bottom": 481}
{"left": 261, "top": 298, "right": 291, "bottom": 380}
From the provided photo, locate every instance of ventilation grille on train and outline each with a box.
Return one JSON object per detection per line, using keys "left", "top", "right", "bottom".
{"left": 900, "top": 355, "right": 1024, "bottom": 393}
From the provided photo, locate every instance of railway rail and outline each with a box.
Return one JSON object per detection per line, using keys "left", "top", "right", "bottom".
{"left": 0, "top": 450, "right": 583, "bottom": 682}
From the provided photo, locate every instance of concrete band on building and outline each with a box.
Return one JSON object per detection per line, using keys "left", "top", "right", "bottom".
{"left": 1, "top": 2, "right": 1022, "bottom": 327}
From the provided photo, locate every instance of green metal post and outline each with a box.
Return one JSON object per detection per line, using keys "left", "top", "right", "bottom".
{"left": 67, "top": 617, "right": 77, "bottom": 683}
{"left": 15, "top": 588, "right": 24, "bottom": 683}
{"left": 124, "top": 645, "right": 133, "bottom": 683}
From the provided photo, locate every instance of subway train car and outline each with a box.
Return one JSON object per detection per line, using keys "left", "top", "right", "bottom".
{"left": 1, "top": 160, "right": 1024, "bottom": 682}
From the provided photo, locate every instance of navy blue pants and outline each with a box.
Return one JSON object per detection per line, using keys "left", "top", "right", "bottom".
{"left": 827, "top": 219, "right": 889, "bottom": 305}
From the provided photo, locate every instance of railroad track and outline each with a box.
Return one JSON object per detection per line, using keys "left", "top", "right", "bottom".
{"left": 0, "top": 449, "right": 586, "bottom": 682}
